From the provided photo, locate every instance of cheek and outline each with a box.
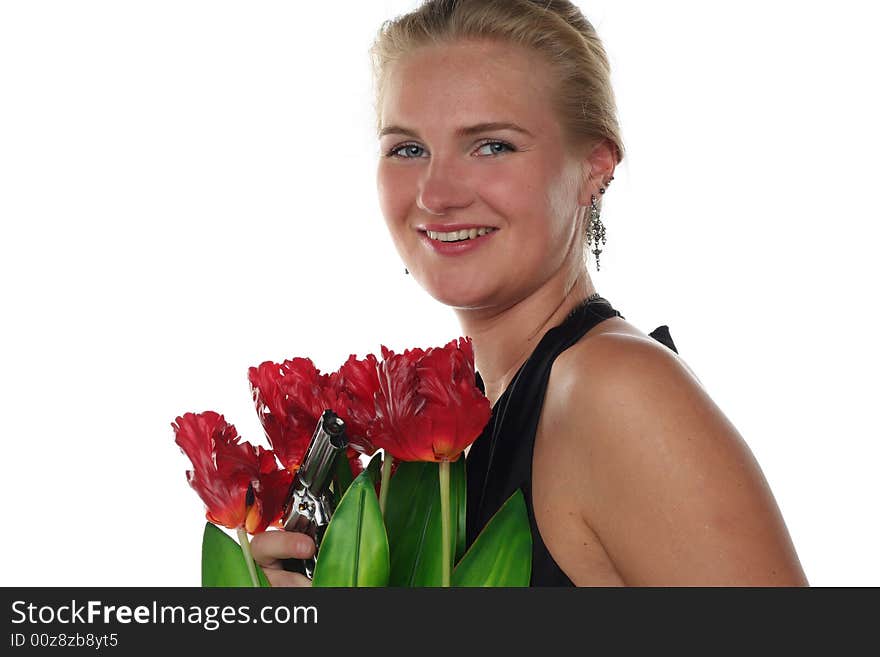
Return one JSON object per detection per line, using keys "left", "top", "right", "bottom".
{"left": 491, "top": 176, "right": 575, "bottom": 272}
{"left": 490, "top": 174, "right": 563, "bottom": 238}
{"left": 376, "top": 166, "right": 409, "bottom": 227}
{"left": 544, "top": 168, "right": 581, "bottom": 240}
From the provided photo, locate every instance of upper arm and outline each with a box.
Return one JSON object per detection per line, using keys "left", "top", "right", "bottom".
{"left": 555, "top": 334, "right": 808, "bottom": 586}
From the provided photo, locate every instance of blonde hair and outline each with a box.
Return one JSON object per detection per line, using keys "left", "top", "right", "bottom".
{"left": 369, "top": 0, "right": 624, "bottom": 165}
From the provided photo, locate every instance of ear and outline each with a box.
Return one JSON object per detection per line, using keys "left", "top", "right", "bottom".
{"left": 576, "top": 138, "right": 617, "bottom": 206}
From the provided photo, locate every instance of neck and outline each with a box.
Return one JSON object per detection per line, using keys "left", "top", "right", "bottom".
{"left": 453, "top": 264, "right": 595, "bottom": 407}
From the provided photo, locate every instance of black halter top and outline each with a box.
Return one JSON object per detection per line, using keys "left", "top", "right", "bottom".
{"left": 465, "top": 294, "right": 679, "bottom": 586}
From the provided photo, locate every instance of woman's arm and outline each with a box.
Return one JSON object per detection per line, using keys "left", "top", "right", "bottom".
{"left": 552, "top": 333, "right": 808, "bottom": 586}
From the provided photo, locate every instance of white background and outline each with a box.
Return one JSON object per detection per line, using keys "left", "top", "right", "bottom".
{"left": 1, "top": 1, "right": 877, "bottom": 586}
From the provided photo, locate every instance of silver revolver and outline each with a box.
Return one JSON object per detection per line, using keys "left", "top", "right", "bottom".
{"left": 280, "top": 409, "right": 349, "bottom": 579}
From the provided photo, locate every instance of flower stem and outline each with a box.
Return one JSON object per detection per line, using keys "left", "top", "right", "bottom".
{"left": 439, "top": 459, "right": 451, "bottom": 587}
{"left": 379, "top": 451, "right": 393, "bottom": 516}
{"left": 236, "top": 527, "right": 260, "bottom": 587}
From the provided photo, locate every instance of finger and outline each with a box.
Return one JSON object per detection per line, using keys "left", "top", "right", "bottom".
{"left": 265, "top": 568, "right": 313, "bottom": 588}
{"left": 250, "top": 530, "right": 316, "bottom": 567}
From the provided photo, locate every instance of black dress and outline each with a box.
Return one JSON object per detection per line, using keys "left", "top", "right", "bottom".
{"left": 465, "top": 294, "right": 680, "bottom": 586}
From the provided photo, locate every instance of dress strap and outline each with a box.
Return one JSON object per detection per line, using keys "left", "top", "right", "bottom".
{"left": 473, "top": 296, "right": 621, "bottom": 522}
{"left": 464, "top": 295, "right": 681, "bottom": 585}
{"left": 649, "top": 324, "right": 679, "bottom": 353}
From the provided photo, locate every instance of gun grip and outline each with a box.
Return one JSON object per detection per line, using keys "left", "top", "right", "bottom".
{"left": 281, "top": 557, "right": 308, "bottom": 575}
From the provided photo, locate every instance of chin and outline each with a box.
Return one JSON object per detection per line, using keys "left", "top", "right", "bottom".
{"left": 420, "top": 275, "right": 492, "bottom": 310}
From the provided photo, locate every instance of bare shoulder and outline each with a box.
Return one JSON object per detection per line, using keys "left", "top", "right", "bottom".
{"left": 539, "top": 325, "right": 809, "bottom": 586}
{"left": 555, "top": 316, "right": 702, "bottom": 383}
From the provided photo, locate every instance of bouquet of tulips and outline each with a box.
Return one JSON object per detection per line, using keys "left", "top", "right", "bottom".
{"left": 172, "top": 337, "right": 532, "bottom": 587}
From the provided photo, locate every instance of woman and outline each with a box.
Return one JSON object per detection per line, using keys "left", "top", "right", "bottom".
{"left": 252, "top": 0, "right": 808, "bottom": 586}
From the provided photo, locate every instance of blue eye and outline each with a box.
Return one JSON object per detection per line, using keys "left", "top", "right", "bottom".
{"left": 387, "top": 143, "right": 427, "bottom": 158}
{"left": 475, "top": 141, "right": 514, "bottom": 156}
{"left": 385, "top": 139, "right": 515, "bottom": 159}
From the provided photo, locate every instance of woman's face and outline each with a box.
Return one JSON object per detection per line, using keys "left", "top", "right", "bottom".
{"left": 376, "top": 39, "right": 588, "bottom": 310}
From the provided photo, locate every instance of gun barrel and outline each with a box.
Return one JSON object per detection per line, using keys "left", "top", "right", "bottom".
{"left": 299, "top": 409, "right": 348, "bottom": 492}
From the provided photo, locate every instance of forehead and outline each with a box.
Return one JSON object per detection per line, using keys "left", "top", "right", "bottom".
{"left": 380, "top": 39, "right": 556, "bottom": 133}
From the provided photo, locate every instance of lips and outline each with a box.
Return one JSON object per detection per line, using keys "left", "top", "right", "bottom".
{"left": 417, "top": 226, "right": 499, "bottom": 256}
{"left": 417, "top": 223, "right": 498, "bottom": 232}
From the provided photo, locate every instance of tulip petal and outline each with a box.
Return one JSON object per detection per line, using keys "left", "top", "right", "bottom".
{"left": 248, "top": 358, "right": 328, "bottom": 471}
{"left": 174, "top": 411, "right": 291, "bottom": 533}
{"left": 173, "top": 412, "right": 252, "bottom": 530}
{"left": 330, "top": 353, "right": 381, "bottom": 456}
{"left": 252, "top": 468, "right": 294, "bottom": 532}
{"left": 369, "top": 338, "right": 491, "bottom": 463}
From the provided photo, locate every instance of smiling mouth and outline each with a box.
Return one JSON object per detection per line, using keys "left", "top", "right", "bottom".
{"left": 418, "top": 227, "right": 499, "bottom": 243}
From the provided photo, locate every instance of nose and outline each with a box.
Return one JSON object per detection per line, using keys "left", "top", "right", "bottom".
{"left": 416, "top": 156, "right": 473, "bottom": 216}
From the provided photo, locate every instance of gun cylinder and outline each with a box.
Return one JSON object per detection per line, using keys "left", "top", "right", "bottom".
{"left": 280, "top": 409, "right": 349, "bottom": 578}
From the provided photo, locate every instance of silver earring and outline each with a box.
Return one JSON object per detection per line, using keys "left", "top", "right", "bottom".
{"left": 587, "top": 176, "right": 613, "bottom": 271}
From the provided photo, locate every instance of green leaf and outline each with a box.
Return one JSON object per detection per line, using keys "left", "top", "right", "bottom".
{"left": 450, "top": 455, "right": 467, "bottom": 563}
{"left": 384, "top": 460, "right": 441, "bottom": 586}
{"left": 331, "top": 449, "right": 355, "bottom": 507}
{"left": 451, "top": 489, "right": 531, "bottom": 587}
{"left": 383, "top": 457, "right": 467, "bottom": 586}
{"left": 201, "top": 522, "right": 271, "bottom": 587}
{"left": 365, "top": 450, "right": 383, "bottom": 485}
{"left": 311, "top": 469, "right": 390, "bottom": 587}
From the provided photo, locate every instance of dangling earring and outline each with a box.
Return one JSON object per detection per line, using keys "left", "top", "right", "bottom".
{"left": 404, "top": 267, "right": 409, "bottom": 275}
{"left": 587, "top": 175, "right": 613, "bottom": 271}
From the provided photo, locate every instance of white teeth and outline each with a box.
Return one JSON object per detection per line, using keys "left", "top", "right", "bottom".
{"left": 426, "top": 227, "right": 497, "bottom": 242}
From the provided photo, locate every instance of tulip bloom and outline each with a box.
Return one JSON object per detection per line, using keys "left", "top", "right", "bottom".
{"left": 172, "top": 411, "right": 292, "bottom": 534}
{"left": 329, "top": 352, "right": 382, "bottom": 455}
{"left": 366, "top": 336, "right": 491, "bottom": 586}
{"left": 369, "top": 337, "right": 491, "bottom": 463}
{"left": 249, "top": 356, "right": 379, "bottom": 480}
{"left": 248, "top": 358, "right": 331, "bottom": 472}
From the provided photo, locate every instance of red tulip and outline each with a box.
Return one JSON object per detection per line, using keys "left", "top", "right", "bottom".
{"left": 328, "top": 352, "right": 383, "bottom": 456}
{"left": 368, "top": 337, "right": 491, "bottom": 463}
{"left": 172, "top": 411, "right": 292, "bottom": 534}
{"left": 248, "top": 358, "right": 330, "bottom": 472}
{"left": 248, "top": 357, "right": 372, "bottom": 478}
{"left": 345, "top": 446, "right": 365, "bottom": 478}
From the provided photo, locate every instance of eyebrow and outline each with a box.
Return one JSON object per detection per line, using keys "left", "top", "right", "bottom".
{"left": 378, "top": 122, "right": 534, "bottom": 139}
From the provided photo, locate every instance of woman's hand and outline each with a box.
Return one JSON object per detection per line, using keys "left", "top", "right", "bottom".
{"left": 250, "top": 530, "right": 316, "bottom": 587}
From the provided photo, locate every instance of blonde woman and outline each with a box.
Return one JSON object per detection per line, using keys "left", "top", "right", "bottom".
{"left": 251, "top": 0, "right": 808, "bottom": 587}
